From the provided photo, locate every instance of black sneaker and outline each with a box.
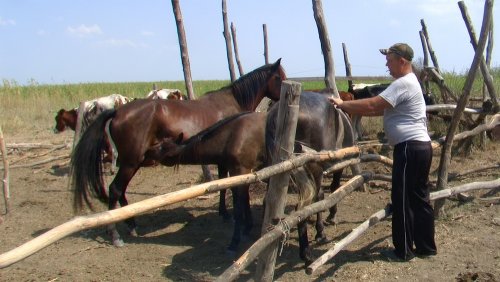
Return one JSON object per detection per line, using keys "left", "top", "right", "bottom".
{"left": 380, "top": 250, "right": 414, "bottom": 262}
{"left": 414, "top": 249, "right": 437, "bottom": 258}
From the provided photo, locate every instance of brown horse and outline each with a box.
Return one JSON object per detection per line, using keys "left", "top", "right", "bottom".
{"left": 70, "top": 59, "right": 286, "bottom": 246}
{"left": 148, "top": 111, "right": 266, "bottom": 254}
{"left": 152, "top": 91, "right": 355, "bottom": 266}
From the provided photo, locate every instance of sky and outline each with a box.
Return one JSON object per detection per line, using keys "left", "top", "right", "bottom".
{"left": 0, "top": 0, "right": 497, "bottom": 85}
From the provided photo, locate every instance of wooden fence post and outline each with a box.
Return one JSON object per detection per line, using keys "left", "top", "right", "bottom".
{"left": 434, "top": 0, "right": 493, "bottom": 217}
{"left": 342, "top": 43, "right": 353, "bottom": 91}
{"left": 312, "top": 0, "right": 339, "bottom": 98}
{"left": 172, "top": 0, "right": 213, "bottom": 181}
{"left": 0, "top": 126, "right": 9, "bottom": 215}
{"left": 263, "top": 24, "right": 269, "bottom": 64}
{"left": 222, "top": 0, "right": 236, "bottom": 82}
{"left": 230, "top": 22, "right": 244, "bottom": 76}
{"left": 458, "top": 0, "right": 498, "bottom": 111}
{"left": 171, "top": 0, "right": 196, "bottom": 101}
{"left": 255, "top": 80, "right": 301, "bottom": 282}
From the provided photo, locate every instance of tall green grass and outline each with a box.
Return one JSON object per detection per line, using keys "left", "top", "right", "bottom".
{"left": 0, "top": 68, "right": 498, "bottom": 138}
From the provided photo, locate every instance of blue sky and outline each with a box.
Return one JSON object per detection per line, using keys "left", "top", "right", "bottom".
{"left": 0, "top": 0, "right": 496, "bottom": 85}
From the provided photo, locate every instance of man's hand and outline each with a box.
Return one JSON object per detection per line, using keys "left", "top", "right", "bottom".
{"left": 328, "top": 96, "right": 343, "bottom": 108}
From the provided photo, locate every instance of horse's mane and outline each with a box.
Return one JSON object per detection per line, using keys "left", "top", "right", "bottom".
{"left": 230, "top": 60, "right": 284, "bottom": 109}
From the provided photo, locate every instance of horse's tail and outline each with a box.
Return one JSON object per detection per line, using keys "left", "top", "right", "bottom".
{"left": 71, "top": 109, "right": 116, "bottom": 211}
{"left": 290, "top": 165, "right": 317, "bottom": 210}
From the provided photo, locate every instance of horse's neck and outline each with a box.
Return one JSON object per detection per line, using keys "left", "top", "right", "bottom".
{"left": 202, "top": 88, "right": 244, "bottom": 111}
{"left": 207, "top": 86, "right": 267, "bottom": 112}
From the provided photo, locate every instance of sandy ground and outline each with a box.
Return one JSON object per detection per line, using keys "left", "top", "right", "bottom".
{"left": 0, "top": 130, "right": 499, "bottom": 281}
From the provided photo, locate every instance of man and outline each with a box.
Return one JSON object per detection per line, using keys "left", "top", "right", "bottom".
{"left": 329, "top": 43, "right": 437, "bottom": 261}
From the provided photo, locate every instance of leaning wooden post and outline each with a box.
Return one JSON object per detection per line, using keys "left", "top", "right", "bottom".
{"left": 230, "top": 22, "right": 244, "bottom": 76}
{"left": 255, "top": 81, "right": 301, "bottom": 282}
{"left": 458, "top": 0, "right": 498, "bottom": 111}
{"left": 172, "top": 0, "right": 212, "bottom": 180}
{"left": 484, "top": 18, "right": 494, "bottom": 98}
{"left": 434, "top": 0, "right": 493, "bottom": 217}
{"left": 222, "top": 0, "right": 236, "bottom": 82}
{"left": 0, "top": 126, "right": 10, "bottom": 214}
{"left": 420, "top": 19, "right": 441, "bottom": 73}
{"left": 171, "top": 0, "right": 195, "bottom": 101}
{"left": 342, "top": 42, "right": 353, "bottom": 91}
{"left": 312, "top": 0, "right": 339, "bottom": 98}
{"left": 263, "top": 24, "right": 269, "bottom": 64}
{"left": 419, "top": 30, "right": 431, "bottom": 95}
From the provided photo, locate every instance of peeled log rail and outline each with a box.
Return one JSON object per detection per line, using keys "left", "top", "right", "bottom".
{"left": 0, "top": 146, "right": 359, "bottom": 268}
{"left": 323, "top": 154, "right": 393, "bottom": 175}
{"left": 426, "top": 104, "right": 483, "bottom": 114}
{"left": 6, "top": 143, "right": 68, "bottom": 149}
{"left": 1, "top": 155, "right": 68, "bottom": 170}
{"left": 216, "top": 174, "right": 368, "bottom": 282}
{"left": 432, "top": 113, "right": 499, "bottom": 148}
{"left": 306, "top": 177, "right": 500, "bottom": 275}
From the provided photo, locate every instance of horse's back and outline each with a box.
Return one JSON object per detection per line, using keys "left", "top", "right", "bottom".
{"left": 267, "top": 91, "right": 354, "bottom": 152}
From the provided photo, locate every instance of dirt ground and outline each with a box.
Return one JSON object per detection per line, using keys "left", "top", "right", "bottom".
{"left": 0, "top": 129, "right": 499, "bottom": 282}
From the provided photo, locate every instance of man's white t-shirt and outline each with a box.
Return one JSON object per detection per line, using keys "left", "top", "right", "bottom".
{"left": 379, "top": 72, "right": 430, "bottom": 146}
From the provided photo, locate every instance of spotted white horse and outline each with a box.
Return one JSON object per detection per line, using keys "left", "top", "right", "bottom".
{"left": 54, "top": 93, "right": 131, "bottom": 166}
{"left": 146, "top": 89, "right": 185, "bottom": 100}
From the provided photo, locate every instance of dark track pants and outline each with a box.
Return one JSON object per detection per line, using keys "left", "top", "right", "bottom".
{"left": 392, "top": 140, "right": 436, "bottom": 260}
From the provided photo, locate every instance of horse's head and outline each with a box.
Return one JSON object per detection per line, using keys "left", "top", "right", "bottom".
{"left": 54, "top": 109, "right": 77, "bottom": 133}
{"left": 265, "top": 58, "right": 287, "bottom": 101}
{"left": 161, "top": 133, "right": 185, "bottom": 157}
{"left": 54, "top": 109, "right": 66, "bottom": 133}
{"left": 168, "top": 90, "right": 183, "bottom": 100}
{"left": 230, "top": 58, "right": 286, "bottom": 111}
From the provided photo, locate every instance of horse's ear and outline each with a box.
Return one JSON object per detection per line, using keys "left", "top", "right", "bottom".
{"left": 273, "top": 58, "right": 282, "bottom": 68}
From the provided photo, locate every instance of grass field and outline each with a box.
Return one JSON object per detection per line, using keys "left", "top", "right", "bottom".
{"left": 0, "top": 68, "right": 498, "bottom": 136}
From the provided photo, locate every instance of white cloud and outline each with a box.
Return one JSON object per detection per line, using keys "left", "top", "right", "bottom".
{"left": 67, "top": 24, "right": 103, "bottom": 38}
{"left": 141, "top": 30, "right": 155, "bottom": 36}
{"left": 37, "top": 30, "right": 49, "bottom": 36}
{"left": 0, "top": 17, "right": 16, "bottom": 26}
{"left": 417, "top": 0, "right": 456, "bottom": 17}
{"left": 99, "top": 38, "right": 148, "bottom": 48}
{"left": 388, "top": 19, "right": 401, "bottom": 27}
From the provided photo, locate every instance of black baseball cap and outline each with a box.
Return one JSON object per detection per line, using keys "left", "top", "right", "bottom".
{"left": 379, "top": 43, "right": 414, "bottom": 61}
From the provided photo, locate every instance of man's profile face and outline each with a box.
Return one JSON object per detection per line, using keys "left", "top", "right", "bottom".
{"left": 385, "top": 53, "right": 402, "bottom": 78}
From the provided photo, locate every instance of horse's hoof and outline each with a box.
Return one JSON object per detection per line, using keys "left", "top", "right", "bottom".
{"left": 325, "top": 216, "right": 337, "bottom": 226}
{"left": 315, "top": 235, "right": 328, "bottom": 244}
{"left": 226, "top": 247, "right": 238, "bottom": 258}
{"left": 113, "top": 239, "right": 125, "bottom": 247}
{"left": 129, "top": 229, "right": 138, "bottom": 237}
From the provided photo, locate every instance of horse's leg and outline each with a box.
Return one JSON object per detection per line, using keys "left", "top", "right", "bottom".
{"left": 297, "top": 220, "right": 314, "bottom": 266}
{"left": 326, "top": 170, "right": 342, "bottom": 225}
{"left": 227, "top": 186, "right": 243, "bottom": 254}
{"left": 312, "top": 172, "right": 327, "bottom": 243}
{"left": 241, "top": 184, "right": 253, "bottom": 239}
{"left": 352, "top": 115, "right": 363, "bottom": 140}
{"left": 107, "top": 165, "right": 140, "bottom": 246}
{"left": 217, "top": 166, "right": 231, "bottom": 221}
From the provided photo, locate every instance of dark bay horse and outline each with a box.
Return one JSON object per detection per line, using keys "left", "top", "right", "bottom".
{"left": 70, "top": 59, "right": 286, "bottom": 247}
{"left": 147, "top": 111, "right": 267, "bottom": 253}
{"left": 266, "top": 91, "right": 356, "bottom": 264}
{"left": 150, "top": 91, "right": 355, "bottom": 266}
